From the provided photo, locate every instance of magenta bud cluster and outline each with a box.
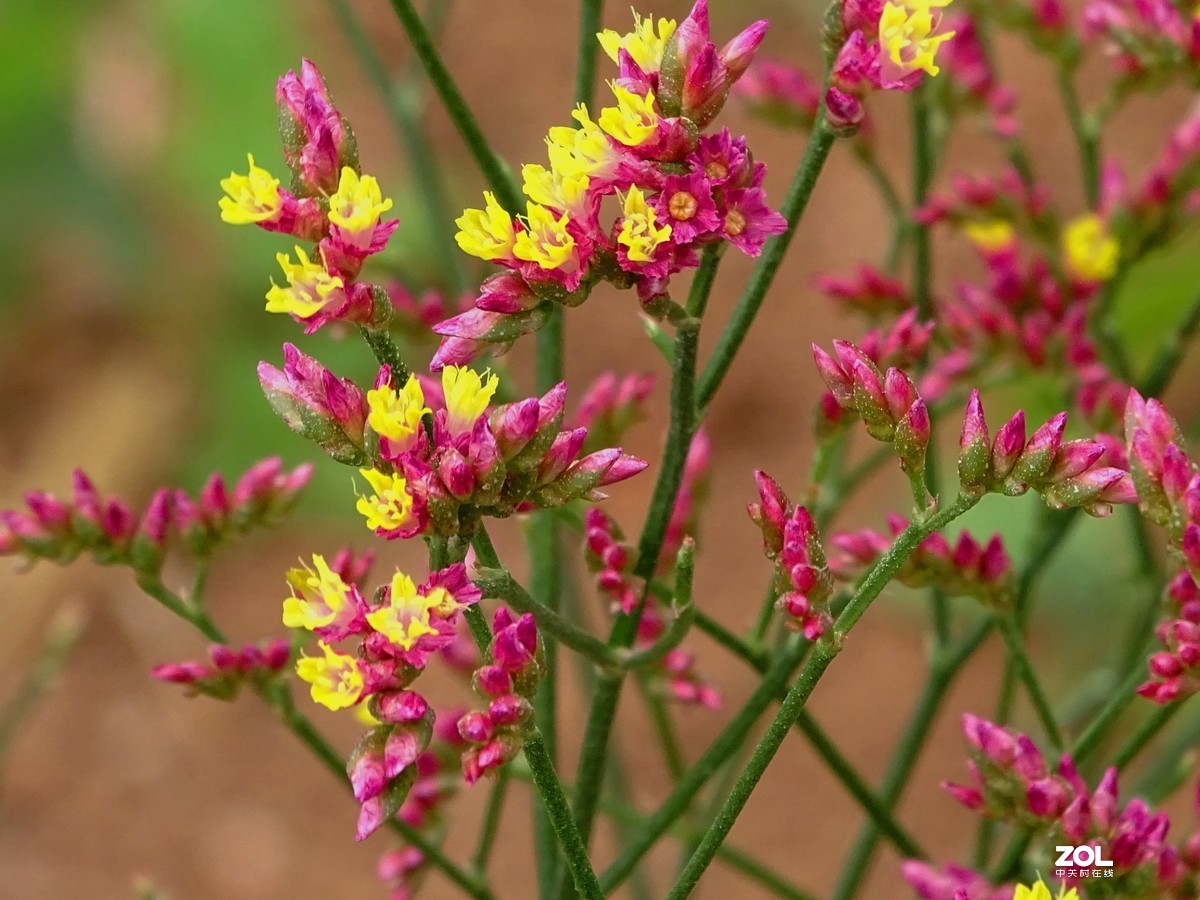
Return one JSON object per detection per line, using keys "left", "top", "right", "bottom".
{"left": 151, "top": 638, "right": 291, "bottom": 701}
{"left": 0, "top": 458, "right": 311, "bottom": 574}
{"left": 832, "top": 514, "right": 1013, "bottom": 608}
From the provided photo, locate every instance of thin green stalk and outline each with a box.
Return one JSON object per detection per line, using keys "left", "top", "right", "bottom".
{"left": 697, "top": 119, "right": 837, "bottom": 409}
{"left": 685, "top": 244, "right": 724, "bottom": 319}
{"left": 995, "top": 615, "right": 1063, "bottom": 751}
{"left": 1111, "top": 703, "right": 1183, "bottom": 771}
{"left": 640, "top": 678, "right": 687, "bottom": 779}
{"left": 0, "top": 605, "right": 86, "bottom": 761}
{"left": 1055, "top": 64, "right": 1099, "bottom": 208}
{"left": 693, "top": 600, "right": 926, "bottom": 860}
{"left": 568, "top": 316, "right": 703, "bottom": 853}
{"left": 327, "top": 0, "right": 465, "bottom": 292}
{"left": 471, "top": 769, "right": 509, "bottom": 875}
{"left": 910, "top": 83, "right": 934, "bottom": 319}
{"left": 524, "top": 729, "right": 605, "bottom": 900}
{"left": 855, "top": 152, "right": 907, "bottom": 273}
{"left": 472, "top": 567, "right": 619, "bottom": 667}
{"left": 358, "top": 325, "right": 411, "bottom": 385}
{"left": 833, "top": 615, "right": 995, "bottom": 900}
{"left": 573, "top": 0, "right": 604, "bottom": 109}
{"left": 669, "top": 495, "right": 981, "bottom": 899}
{"left": 1140, "top": 287, "right": 1200, "bottom": 397}
{"left": 463, "top": 604, "right": 492, "bottom": 655}
{"left": 387, "top": 0, "right": 522, "bottom": 212}
{"left": 1069, "top": 666, "right": 1146, "bottom": 764}
{"left": 598, "top": 636, "right": 810, "bottom": 892}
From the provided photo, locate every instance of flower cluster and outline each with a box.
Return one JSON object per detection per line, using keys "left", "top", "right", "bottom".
{"left": 151, "top": 638, "right": 291, "bottom": 701}
{"left": 582, "top": 509, "right": 719, "bottom": 707}
{"left": 939, "top": 714, "right": 1200, "bottom": 897}
{"left": 1083, "top": 0, "right": 1200, "bottom": 81}
{"left": 281, "top": 553, "right": 480, "bottom": 837}
{"left": 458, "top": 608, "right": 542, "bottom": 783}
{"left": 220, "top": 59, "right": 397, "bottom": 333}
{"left": 958, "top": 390, "right": 1136, "bottom": 516}
{"left": 812, "top": 338, "right": 932, "bottom": 499}
{"left": 347, "top": 365, "right": 647, "bottom": 541}
{"left": 749, "top": 472, "right": 835, "bottom": 640}
{"left": 831, "top": 515, "right": 1013, "bottom": 607}
{"left": 0, "top": 458, "right": 311, "bottom": 574}
{"left": 572, "top": 370, "right": 656, "bottom": 454}
{"left": 825, "top": 0, "right": 959, "bottom": 130}
{"left": 1123, "top": 389, "right": 1200, "bottom": 703}
{"left": 901, "top": 861, "right": 1011, "bottom": 900}
{"left": 431, "top": 0, "right": 786, "bottom": 368}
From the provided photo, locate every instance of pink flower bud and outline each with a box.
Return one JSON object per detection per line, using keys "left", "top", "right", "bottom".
{"left": 438, "top": 448, "right": 475, "bottom": 501}
{"left": 488, "top": 694, "right": 533, "bottom": 726}
{"left": 959, "top": 390, "right": 991, "bottom": 490}
{"left": 991, "top": 411, "right": 1026, "bottom": 481}
{"left": 719, "top": 19, "right": 769, "bottom": 81}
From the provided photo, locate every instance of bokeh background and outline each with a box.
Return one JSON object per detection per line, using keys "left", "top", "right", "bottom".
{"left": 3, "top": 0, "right": 1200, "bottom": 897}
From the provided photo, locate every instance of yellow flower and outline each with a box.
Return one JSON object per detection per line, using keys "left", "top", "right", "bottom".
{"left": 367, "top": 374, "right": 429, "bottom": 450}
{"left": 328, "top": 167, "right": 393, "bottom": 242}
{"left": 547, "top": 106, "right": 615, "bottom": 180}
{"left": 1013, "top": 880, "right": 1078, "bottom": 900}
{"left": 365, "top": 570, "right": 440, "bottom": 651}
{"left": 219, "top": 153, "right": 283, "bottom": 224}
{"left": 442, "top": 365, "right": 499, "bottom": 436}
{"left": 1063, "top": 213, "right": 1119, "bottom": 282}
{"left": 265, "top": 246, "right": 344, "bottom": 318}
{"left": 880, "top": 0, "right": 956, "bottom": 78}
{"left": 597, "top": 13, "right": 676, "bottom": 74}
{"left": 296, "top": 642, "right": 363, "bottom": 711}
{"left": 618, "top": 186, "right": 672, "bottom": 263}
{"left": 455, "top": 191, "right": 516, "bottom": 261}
{"left": 513, "top": 203, "right": 577, "bottom": 271}
{"left": 356, "top": 468, "right": 416, "bottom": 533}
{"left": 282, "top": 554, "right": 353, "bottom": 631}
{"left": 598, "top": 84, "right": 659, "bottom": 148}
{"left": 522, "top": 163, "right": 590, "bottom": 213}
{"left": 964, "top": 219, "right": 1016, "bottom": 253}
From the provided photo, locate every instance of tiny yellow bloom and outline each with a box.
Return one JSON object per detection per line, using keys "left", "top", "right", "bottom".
{"left": 356, "top": 468, "right": 416, "bottom": 533}
{"left": 219, "top": 153, "right": 283, "bottom": 224}
{"left": 597, "top": 13, "right": 677, "bottom": 74}
{"left": 1063, "top": 212, "right": 1119, "bottom": 282}
{"left": 282, "top": 554, "right": 353, "bottom": 631}
{"left": 328, "top": 167, "right": 393, "bottom": 242}
{"left": 265, "top": 246, "right": 344, "bottom": 318}
{"left": 455, "top": 191, "right": 516, "bottom": 261}
{"left": 618, "top": 186, "right": 672, "bottom": 262}
{"left": 365, "top": 570, "right": 440, "bottom": 651}
{"left": 367, "top": 374, "right": 429, "bottom": 450}
{"left": 598, "top": 84, "right": 659, "bottom": 148}
{"left": 547, "top": 107, "right": 615, "bottom": 180}
{"left": 964, "top": 219, "right": 1016, "bottom": 253}
{"left": 296, "top": 642, "right": 363, "bottom": 711}
{"left": 522, "top": 163, "right": 590, "bottom": 213}
{"left": 880, "top": 0, "right": 956, "bottom": 78}
{"left": 1013, "top": 880, "right": 1078, "bottom": 900}
{"left": 513, "top": 203, "right": 577, "bottom": 271}
{"left": 442, "top": 365, "right": 499, "bottom": 436}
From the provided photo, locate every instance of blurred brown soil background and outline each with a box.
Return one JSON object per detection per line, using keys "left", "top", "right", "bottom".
{"left": 2, "top": 1, "right": 1199, "bottom": 897}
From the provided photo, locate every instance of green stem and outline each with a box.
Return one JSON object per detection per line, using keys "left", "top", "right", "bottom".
{"left": 668, "top": 495, "right": 980, "bottom": 899}
{"left": 386, "top": 0, "right": 522, "bottom": 212}
{"left": 1111, "top": 703, "right": 1184, "bottom": 771}
{"left": 471, "top": 769, "right": 510, "bottom": 875}
{"left": 463, "top": 604, "right": 492, "bottom": 655}
{"left": 0, "top": 605, "right": 86, "bottom": 761}
{"left": 327, "top": 0, "right": 465, "bottom": 292}
{"left": 358, "top": 325, "right": 411, "bottom": 385}
{"left": 1140, "top": 287, "right": 1200, "bottom": 397}
{"left": 1069, "top": 665, "right": 1145, "bottom": 765}
{"left": 910, "top": 84, "right": 934, "bottom": 319}
{"left": 685, "top": 244, "right": 724, "bottom": 319}
{"left": 693, "top": 601, "right": 926, "bottom": 860}
{"left": 1055, "top": 63, "right": 1099, "bottom": 208}
{"left": 697, "top": 120, "right": 837, "bottom": 410}
{"left": 568, "top": 316, "right": 701, "bottom": 854}
{"left": 995, "top": 615, "right": 1063, "bottom": 751}
{"left": 573, "top": 0, "right": 604, "bottom": 109}
{"left": 524, "top": 729, "right": 605, "bottom": 900}
{"left": 598, "top": 636, "right": 810, "bottom": 892}
{"left": 472, "top": 567, "right": 619, "bottom": 667}
{"left": 832, "top": 616, "right": 995, "bottom": 900}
